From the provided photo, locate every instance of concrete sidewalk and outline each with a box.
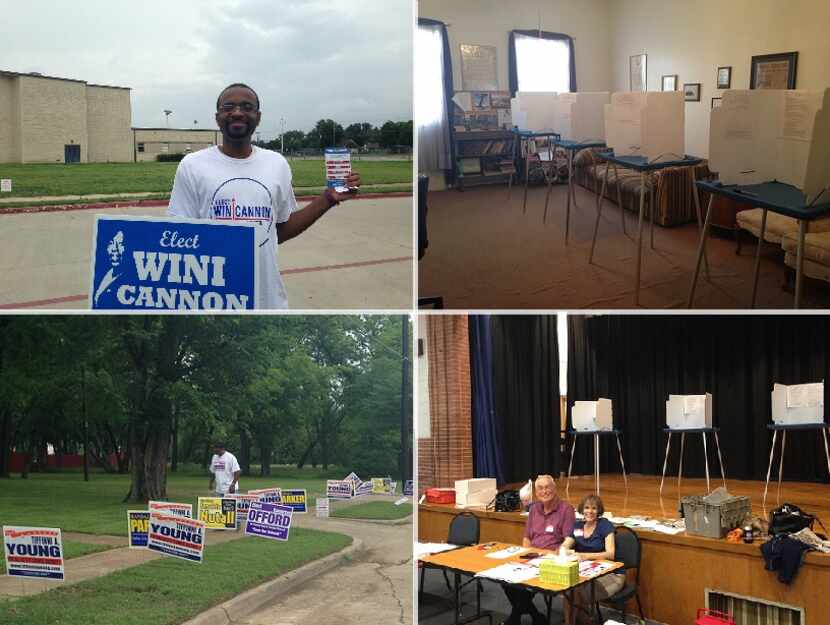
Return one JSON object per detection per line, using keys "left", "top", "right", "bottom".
{"left": 0, "top": 528, "right": 247, "bottom": 600}
{"left": 0, "top": 195, "right": 412, "bottom": 310}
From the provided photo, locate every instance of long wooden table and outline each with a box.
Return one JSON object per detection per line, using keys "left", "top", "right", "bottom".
{"left": 420, "top": 542, "right": 623, "bottom": 625}
{"left": 420, "top": 498, "right": 830, "bottom": 625}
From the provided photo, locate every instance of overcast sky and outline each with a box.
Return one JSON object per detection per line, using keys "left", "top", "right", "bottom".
{"left": 1, "top": 0, "right": 412, "bottom": 140}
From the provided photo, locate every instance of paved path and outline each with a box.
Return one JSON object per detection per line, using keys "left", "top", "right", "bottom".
{"left": 224, "top": 514, "right": 412, "bottom": 625}
{"left": 0, "top": 196, "right": 412, "bottom": 310}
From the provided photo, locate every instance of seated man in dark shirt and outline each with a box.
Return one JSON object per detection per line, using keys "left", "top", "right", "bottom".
{"left": 502, "top": 474, "right": 575, "bottom": 625}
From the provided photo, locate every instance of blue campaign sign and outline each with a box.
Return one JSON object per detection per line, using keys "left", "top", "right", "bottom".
{"left": 403, "top": 480, "right": 413, "bottom": 496}
{"left": 244, "top": 501, "right": 294, "bottom": 542}
{"left": 90, "top": 215, "right": 258, "bottom": 310}
{"left": 279, "top": 489, "right": 307, "bottom": 514}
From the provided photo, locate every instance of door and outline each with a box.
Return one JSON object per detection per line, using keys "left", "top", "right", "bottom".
{"left": 64, "top": 144, "right": 81, "bottom": 163}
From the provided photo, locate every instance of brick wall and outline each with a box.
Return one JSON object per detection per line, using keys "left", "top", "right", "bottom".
{"left": 0, "top": 76, "right": 21, "bottom": 162}
{"left": 19, "top": 75, "right": 88, "bottom": 163}
{"left": 418, "top": 315, "right": 474, "bottom": 491}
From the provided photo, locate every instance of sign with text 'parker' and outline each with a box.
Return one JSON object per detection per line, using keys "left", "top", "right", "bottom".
{"left": 90, "top": 215, "right": 258, "bottom": 310}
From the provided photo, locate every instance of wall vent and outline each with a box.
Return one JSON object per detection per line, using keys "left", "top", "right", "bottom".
{"left": 706, "top": 588, "right": 804, "bottom": 625}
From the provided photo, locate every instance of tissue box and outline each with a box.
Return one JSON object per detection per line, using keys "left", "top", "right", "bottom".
{"left": 666, "top": 393, "right": 712, "bottom": 429}
{"left": 539, "top": 559, "right": 579, "bottom": 586}
{"left": 455, "top": 478, "right": 497, "bottom": 508}
{"left": 572, "top": 398, "right": 613, "bottom": 431}
{"left": 772, "top": 382, "right": 824, "bottom": 425}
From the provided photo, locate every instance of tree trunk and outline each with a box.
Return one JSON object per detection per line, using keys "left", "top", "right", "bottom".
{"left": 125, "top": 423, "right": 146, "bottom": 502}
{"left": 239, "top": 429, "right": 251, "bottom": 476}
{"left": 142, "top": 425, "right": 170, "bottom": 500}
{"left": 171, "top": 407, "right": 178, "bottom": 473}
{"left": 0, "top": 412, "right": 12, "bottom": 478}
{"left": 260, "top": 442, "right": 272, "bottom": 476}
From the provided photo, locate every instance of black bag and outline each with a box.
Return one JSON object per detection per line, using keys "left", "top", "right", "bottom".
{"left": 495, "top": 489, "right": 521, "bottom": 512}
{"left": 769, "top": 503, "right": 816, "bottom": 536}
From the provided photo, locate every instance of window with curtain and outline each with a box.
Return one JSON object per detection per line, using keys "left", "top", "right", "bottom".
{"left": 415, "top": 22, "right": 451, "bottom": 171}
{"left": 513, "top": 33, "right": 572, "bottom": 92}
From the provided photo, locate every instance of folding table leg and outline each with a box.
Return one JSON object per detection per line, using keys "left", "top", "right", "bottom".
{"left": 823, "top": 428, "right": 830, "bottom": 478}
{"left": 567, "top": 435, "right": 577, "bottom": 492}
{"left": 762, "top": 429, "right": 778, "bottom": 510}
{"left": 589, "top": 162, "right": 611, "bottom": 263}
{"left": 687, "top": 194, "right": 715, "bottom": 307}
{"left": 523, "top": 143, "right": 530, "bottom": 214}
{"left": 714, "top": 430, "right": 727, "bottom": 489}
{"left": 634, "top": 172, "right": 647, "bottom": 306}
{"left": 649, "top": 178, "right": 655, "bottom": 250}
{"left": 613, "top": 163, "right": 625, "bottom": 236}
{"left": 594, "top": 433, "right": 600, "bottom": 496}
{"left": 689, "top": 170, "right": 710, "bottom": 280}
{"left": 750, "top": 208, "right": 768, "bottom": 309}
{"left": 564, "top": 150, "right": 573, "bottom": 242}
{"left": 702, "top": 432, "right": 711, "bottom": 493}
{"left": 678, "top": 432, "right": 686, "bottom": 492}
{"left": 615, "top": 432, "right": 629, "bottom": 490}
{"left": 659, "top": 432, "right": 672, "bottom": 496}
{"left": 777, "top": 430, "right": 787, "bottom": 506}
{"left": 795, "top": 219, "right": 806, "bottom": 309}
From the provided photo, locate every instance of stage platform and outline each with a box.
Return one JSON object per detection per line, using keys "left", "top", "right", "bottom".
{"left": 418, "top": 474, "right": 830, "bottom": 625}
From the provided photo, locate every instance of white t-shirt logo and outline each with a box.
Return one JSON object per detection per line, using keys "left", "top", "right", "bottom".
{"left": 210, "top": 177, "right": 274, "bottom": 246}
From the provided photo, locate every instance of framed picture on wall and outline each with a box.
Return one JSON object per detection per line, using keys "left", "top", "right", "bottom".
{"left": 630, "top": 54, "right": 647, "bottom": 92}
{"left": 684, "top": 83, "right": 701, "bottom": 102}
{"left": 662, "top": 74, "right": 678, "bottom": 91}
{"left": 750, "top": 52, "right": 798, "bottom": 89}
{"left": 711, "top": 97, "right": 722, "bottom": 110}
{"left": 717, "top": 66, "right": 732, "bottom": 89}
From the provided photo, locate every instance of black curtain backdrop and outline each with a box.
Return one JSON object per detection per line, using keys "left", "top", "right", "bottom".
{"left": 567, "top": 315, "right": 830, "bottom": 483}
{"left": 487, "top": 315, "right": 560, "bottom": 484}
{"left": 508, "top": 29, "right": 577, "bottom": 96}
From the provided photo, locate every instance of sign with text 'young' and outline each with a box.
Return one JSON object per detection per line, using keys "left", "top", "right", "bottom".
{"left": 90, "top": 215, "right": 258, "bottom": 310}
{"left": 147, "top": 513, "right": 205, "bottom": 563}
{"left": 2, "top": 526, "right": 64, "bottom": 580}
{"left": 245, "top": 501, "right": 294, "bottom": 542}
{"left": 327, "top": 479, "right": 353, "bottom": 499}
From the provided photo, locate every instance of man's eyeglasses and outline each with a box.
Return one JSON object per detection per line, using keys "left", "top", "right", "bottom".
{"left": 219, "top": 102, "right": 258, "bottom": 113}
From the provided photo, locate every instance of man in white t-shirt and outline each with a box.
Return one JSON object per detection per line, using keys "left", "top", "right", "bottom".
{"left": 208, "top": 442, "right": 241, "bottom": 496}
{"left": 167, "top": 82, "right": 361, "bottom": 309}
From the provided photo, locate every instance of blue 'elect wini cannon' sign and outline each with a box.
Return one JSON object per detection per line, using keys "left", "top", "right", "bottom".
{"left": 90, "top": 215, "right": 258, "bottom": 310}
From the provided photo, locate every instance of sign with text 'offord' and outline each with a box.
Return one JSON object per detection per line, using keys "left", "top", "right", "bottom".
{"left": 244, "top": 501, "right": 294, "bottom": 542}
{"left": 90, "top": 215, "right": 258, "bottom": 310}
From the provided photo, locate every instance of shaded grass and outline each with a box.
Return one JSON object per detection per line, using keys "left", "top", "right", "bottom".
{"left": 0, "top": 159, "right": 412, "bottom": 197}
{"left": 331, "top": 501, "right": 413, "bottom": 520}
{"left": 0, "top": 467, "right": 350, "bottom": 536}
{"left": 0, "top": 540, "right": 113, "bottom": 572}
{"left": 0, "top": 529, "right": 351, "bottom": 625}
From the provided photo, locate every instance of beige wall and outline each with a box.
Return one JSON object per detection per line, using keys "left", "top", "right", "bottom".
{"left": 86, "top": 86, "right": 133, "bottom": 163}
{"left": 608, "top": 0, "right": 830, "bottom": 158}
{"left": 18, "top": 75, "right": 88, "bottom": 163}
{"left": 418, "top": 0, "right": 612, "bottom": 188}
{"left": 133, "top": 129, "right": 221, "bottom": 161}
{"left": 419, "top": 0, "right": 612, "bottom": 93}
{"left": 0, "top": 76, "right": 21, "bottom": 163}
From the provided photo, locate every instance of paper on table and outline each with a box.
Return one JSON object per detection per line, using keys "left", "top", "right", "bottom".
{"left": 475, "top": 562, "right": 540, "bottom": 584}
{"left": 415, "top": 542, "right": 459, "bottom": 558}
{"left": 578, "top": 560, "right": 615, "bottom": 577}
{"left": 652, "top": 524, "right": 685, "bottom": 535}
{"left": 485, "top": 546, "right": 529, "bottom": 559}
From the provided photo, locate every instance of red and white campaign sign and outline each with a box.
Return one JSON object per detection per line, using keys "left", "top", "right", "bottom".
{"left": 3, "top": 526, "right": 65, "bottom": 581}
{"left": 147, "top": 512, "right": 206, "bottom": 563}
{"left": 148, "top": 501, "right": 192, "bottom": 518}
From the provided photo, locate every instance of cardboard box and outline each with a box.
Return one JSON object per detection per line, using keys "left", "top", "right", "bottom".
{"left": 455, "top": 478, "right": 497, "bottom": 508}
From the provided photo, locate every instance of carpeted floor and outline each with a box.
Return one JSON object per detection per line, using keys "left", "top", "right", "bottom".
{"left": 418, "top": 183, "right": 830, "bottom": 309}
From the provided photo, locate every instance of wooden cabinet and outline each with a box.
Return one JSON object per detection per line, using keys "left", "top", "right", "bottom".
{"left": 453, "top": 129, "right": 516, "bottom": 190}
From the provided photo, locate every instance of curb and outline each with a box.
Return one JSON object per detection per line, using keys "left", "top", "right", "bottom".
{"left": 180, "top": 538, "right": 364, "bottom": 625}
{"left": 0, "top": 192, "right": 412, "bottom": 216}
{"left": 328, "top": 515, "right": 413, "bottom": 526}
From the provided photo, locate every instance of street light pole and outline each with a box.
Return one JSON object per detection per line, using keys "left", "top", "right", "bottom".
{"left": 164, "top": 110, "right": 173, "bottom": 128}
{"left": 280, "top": 117, "right": 285, "bottom": 153}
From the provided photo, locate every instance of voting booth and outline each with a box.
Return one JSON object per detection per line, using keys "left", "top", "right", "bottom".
{"left": 771, "top": 381, "right": 824, "bottom": 425}
{"left": 604, "top": 91, "right": 685, "bottom": 160}
{"left": 708, "top": 88, "right": 830, "bottom": 201}
{"left": 666, "top": 393, "right": 713, "bottom": 429}
{"left": 512, "top": 91, "right": 558, "bottom": 131}
{"left": 572, "top": 398, "right": 613, "bottom": 431}
{"left": 553, "top": 92, "right": 609, "bottom": 142}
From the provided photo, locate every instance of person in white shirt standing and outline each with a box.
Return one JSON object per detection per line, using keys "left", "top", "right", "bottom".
{"left": 167, "top": 82, "right": 361, "bottom": 309}
{"left": 209, "top": 441, "right": 241, "bottom": 496}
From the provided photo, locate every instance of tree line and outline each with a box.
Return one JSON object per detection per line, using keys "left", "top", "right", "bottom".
{"left": 259, "top": 119, "right": 413, "bottom": 153}
{"left": 0, "top": 316, "right": 412, "bottom": 502}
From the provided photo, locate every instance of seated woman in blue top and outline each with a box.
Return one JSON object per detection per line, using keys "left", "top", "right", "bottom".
{"left": 561, "top": 494, "right": 625, "bottom": 625}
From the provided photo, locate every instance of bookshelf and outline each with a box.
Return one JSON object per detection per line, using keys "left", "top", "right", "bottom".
{"left": 453, "top": 130, "right": 516, "bottom": 190}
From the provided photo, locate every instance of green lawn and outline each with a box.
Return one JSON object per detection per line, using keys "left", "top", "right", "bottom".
{"left": 0, "top": 530, "right": 352, "bottom": 625}
{"left": 0, "top": 540, "right": 112, "bottom": 571}
{"left": 0, "top": 467, "right": 351, "bottom": 536}
{"left": 332, "top": 501, "right": 412, "bottom": 520}
{"left": 0, "top": 159, "right": 412, "bottom": 197}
